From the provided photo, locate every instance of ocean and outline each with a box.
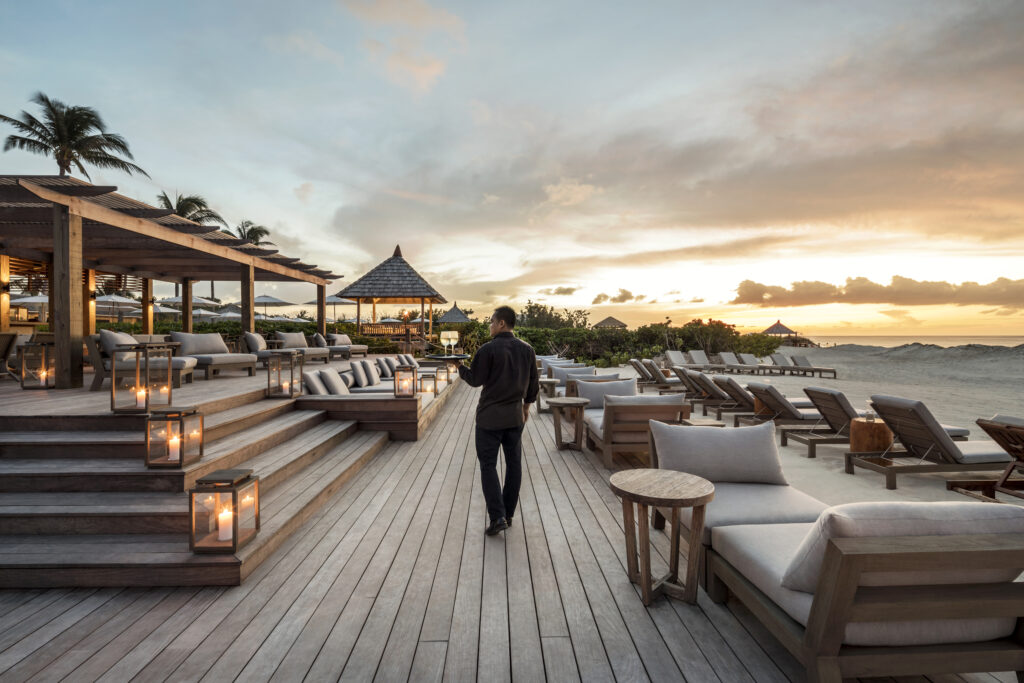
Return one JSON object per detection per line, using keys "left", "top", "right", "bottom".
{"left": 810, "top": 335, "right": 1024, "bottom": 348}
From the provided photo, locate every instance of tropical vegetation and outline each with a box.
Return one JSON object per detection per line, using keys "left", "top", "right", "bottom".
{"left": 234, "top": 220, "right": 274, "bottom": 245}
{"left": 156, "top": 192, "right": 228, "bottom": 227}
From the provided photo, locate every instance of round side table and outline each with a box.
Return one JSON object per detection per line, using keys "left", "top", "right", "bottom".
{"left": 546, "top": 396, "right": 590, "bottom": 450}
{"left": 537, "top": 378, "right": 559, "bottom": 413}
{"left": 610, "top": 468, "right": 715, "bottom": 605}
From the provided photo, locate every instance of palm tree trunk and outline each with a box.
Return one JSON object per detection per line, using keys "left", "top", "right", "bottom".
{"left": 210, "top": 281, "right": 215, "bottom": 300}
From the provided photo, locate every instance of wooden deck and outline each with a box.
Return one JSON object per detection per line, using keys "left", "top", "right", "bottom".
{"left": 0, "top": 386, "right": 1016, "bottom": 681}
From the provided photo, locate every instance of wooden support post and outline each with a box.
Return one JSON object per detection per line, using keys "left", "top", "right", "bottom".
{"left": 52, "top": 205, "right": 84, "bottom": 388}
{"left": 240, "top": 265, "right": 254, "bottom": 333}
{"left": 372, "top": 300, "right": 376, "bottom": 323}
{"left": 428, "top": 300, "right": 433, "bottom": 339}
{"left": 82, "top": 268, "right": 95, "bottom": 336}
{"left": 46, "top": 262, "right": 53, "bottom": 324}
{"left": 141, "top": 278, "right": 153, "bottom": 334}
{"left": 420, "top": 298, "right": 425, "bottom": 339}
{"left": 316, "top": 284, "right": 326, "bottom": 336}
{"left": 181, "top": 278, "right": 193, "bottom": 333}
{"left": 0, "top": 254, "right": 9, "bottom": 333}
{"left": 356, "top": 300, "right": 361, "bottom": 334}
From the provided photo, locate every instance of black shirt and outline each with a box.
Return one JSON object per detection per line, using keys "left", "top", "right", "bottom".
{"left": 457, "top": 332, "right": 539, "bottom": 430}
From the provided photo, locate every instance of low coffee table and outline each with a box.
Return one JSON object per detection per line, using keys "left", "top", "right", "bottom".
{"left": 537, "top": 378, "right": 559, "bottom": 413}
{"left": 547, "top": 396, "right": 590, "bottom": 450}
{"left": 609, "top": 468, "right": 715, "bottom": 605}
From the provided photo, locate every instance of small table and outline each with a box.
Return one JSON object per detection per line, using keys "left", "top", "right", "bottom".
{"left": 537, "top": 378, "right": 559, "bottom": 413}
{"left": 547, "top": 396, "right": 590, "bottom": 450}
{"left": 609, "top": 468, "right": 714, "bottom": 605}
{"left": 850, "top": 417, "right": 893, "bottom": 453}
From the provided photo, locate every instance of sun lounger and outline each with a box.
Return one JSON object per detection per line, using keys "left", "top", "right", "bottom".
{"left": 710, "top": 375, "right": 759, "bottom": 425}
{"left": 629, "top": 358, "right": 658, "bottom": 388}
{"left": 782, "top": 387, "right": 866, "bottom": 457}
{"left": 641, "top": 359, "right": 684, "bottom": 391}
{"left": 948, "top": 416, "right": 1024, "bottom": 501}
{"left": 737, "top": 353, "right": 772, "bottom": 374}
{"left": 738, "top": 382, "right": 824, "bottom": 430}
{"left": 716, "top": 351, "right": 751, "bottom": 374}
{"left": 849, "top": 395, "right": 1012, "bottom": 489}
{"left": 684, "top": 370, "right": 739, "bottom": 416}
{"left": 768, "top": 353, "right": 805, "bottom": 375}
{"left": 790, "top": 355, "right": 837, "bottom": 379}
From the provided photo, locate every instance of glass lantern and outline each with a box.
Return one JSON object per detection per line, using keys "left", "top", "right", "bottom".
{"left": 434, "top": 365, "right": 450, "bottom": 393}
{"left": 110, "top": 343, "right": 173, "bottom": 413}
{"left": 418, "top": 373, "right": 436, "bottom": 395}
{"left": 19, "top": 341, "right": 55, "bottom": 390}
{"left": 146, "top": 407, "right": 204, "bottom": 468}
{"left": 267, "top": 350, "right": 304, "bottom": 398}
{"left": 189, "top": 469, "right": 260, "bottom": 553}
{"left": 394, "top": 364, "right": 417, "bottom": 397}
{"left": 447, "top": 361, "right": 460, "bottom": 383}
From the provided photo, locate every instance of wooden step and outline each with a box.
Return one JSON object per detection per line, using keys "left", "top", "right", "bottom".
{"left": 0, "top": 411, "right": 328, "bottom": 493}
{"left": 0, "top": 492, "right": 187, "bottom": 534}
{"left": 203, "top": 398, "right": 295, "bottom": 442}
{"left": 0, "top": 431, "right": 146, "bottom": 459}
{"left": 0, "top": 431, "right": 389, "bottom": 587}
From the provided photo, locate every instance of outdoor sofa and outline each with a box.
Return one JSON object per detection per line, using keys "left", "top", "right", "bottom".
{"left": 648, "top": 420, "right": 1024, "bottom": 681}
{"left": 310, "top": 332, "right": 351, "bottom": 360}
{"left": 243, "top": 331, "right": 330, "bottom": 365}
{"left": 86, "top": 330, "right": 197, "bottom": 391}
{"left": 327, "top": 333, "right": 368, "bottom": 357}
{"left": 170, "top": 331, "right": 257, "bottom": 380}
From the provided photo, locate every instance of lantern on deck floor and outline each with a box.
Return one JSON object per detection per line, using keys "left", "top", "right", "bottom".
{"left": 266, "top": 350, "right": 303, "bottom": 398}
{"left": 111, "top": 343, "right": 173, "bottom": 413}
{"left": 394, "top": 364, "right": 417, "bottom": 397}
{"left": 19, "top": 341, "right": 55, "bottom": 390}
{"left": 434, "top": 365, "right": 449, "bottom": 393}
{"left": 189, "top": 469, "right": 260, "bottom": 553}
{"left": 146, "top": 407, "right": 204, "bottom": 468}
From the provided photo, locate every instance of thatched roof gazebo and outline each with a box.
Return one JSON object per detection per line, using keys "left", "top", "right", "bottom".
{"left": 593, "top": 316, "right": 627, "bottom": 330}
{"left": 763, "top": 320, "right": 797, "bottom": 336}
{"left": 439, "top": 302, "right": 472, "bottom": 324}
{"left": 338, "top": 245, "right": 446, "bottom": 337}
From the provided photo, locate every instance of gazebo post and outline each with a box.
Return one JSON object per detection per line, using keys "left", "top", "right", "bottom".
{"left": 181, "top": 278, "right": 193, "bottom": 333}
{"left": 0, "top": 254, "right": 9, "bottom": 333}
{"left": 51, "top": 205, "right": 84, "bottom": 388}
{"left": 316, "top": 284, "right": 326, "bottom": 336}
{"left": 420, "top": 298, "right": 425, "bottom": 339}
{"left": 356, "top": 300, "right": 362, "bottom": 335}
{"left": 372, "top": 300, "right": 376, "bottom": 323}
{"left": 428, "top": 300, "right": 433, "bottom": 339}
{"left": 141, "top": 278, "right": 153, "bottom": 334}
{"left": 82, "top": 269, "right": 95, "bottom": 336}
{"left": 240, "top": 266, "right": 255, "bottom": 333}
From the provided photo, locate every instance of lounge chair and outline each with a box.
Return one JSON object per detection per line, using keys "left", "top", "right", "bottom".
{"left": 709, "top": 375, "right": 759, "bottom": 424}
{"left": 790, "top": 355, "right": 837, "bottom": 379}
{"left": 849, "top": 395, "right": 1012, "bottom": 489}
{"left": 86, "top": 331, "right": 197, "bottom": 391}
{"left": 738, "top": 353, "right": 772, "bottom": 374}
{"left": 738, "top": 382, "right": 824, "bottom": 431}
{"left": 767, "top": 353, "right": 804, "bottom": 375}
{"left": 641, "top": 359, "right": 684, "bottom": 392}
{"left": 782, "top": 387, "right": 866, "bottom": 458}
{"left": 948, "top": 416, "right": 1024, "bottom": 501}
{"left": 667, "top": 366, "right": 706, "bottom": 400}
{"left": 683, "top": 370, "right": 738, "bottom": 416}
{"left": 310, "top": 332, "right": 351, "bottom": 360}
{"left": 577, "top": 379, "right": 688, "bottom": 467}
{"left": 716, "top": 351, "right": 750, "bottom": 374}
{"left": 170, "top": 331, "right": 257, "bottom": 380}
{"left": 327, "top": 333, "right": 368, "bottom": 357}
{"left": 629, "top": 358, "right": 660, "bottom": 388}
{"left": 663, "top": 349, "right": 688, "bottom": 367}
{"left": 683, "top": 349, "right": 728, "bottom": 372}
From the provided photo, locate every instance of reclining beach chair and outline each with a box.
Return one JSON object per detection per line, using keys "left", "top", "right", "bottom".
{"left": 641, "top": 359, "right": 684, "bottom": 392}
{"left": 685, "top": 371, "right": 738, "bottom": 416}
{"left": 852, "top": 395, "right": 1012, "bottom": 489}
{"left": 664, "top": 349, "right": 688, "bottom": 367}
{"left": 686, "top": 349, "right": 727, "bottom": 372}
{"left": 710, "top": 375, "right": 758, "bottom": 424}
{"left": 738, "top": 382, "right": 824, "bottom": 431}
{"left": 768, "top": 353, "right": 805, "bottom": 375}
{"left": 790, "top": 355, "right": 837, "bottom": 379}
{"left": 738, "top": 353, "right": 771, "bottom": 374}
{"left": 716, "top": 351, "right": 749, "bottom": 374}
{"left": 948, "top": 416, "right": 1024, "bottom": 501}
{"left": 782, "top": 387, "right": 865, "bottom": 458}
{"left": 629, "top": 358, "right": 658, "bottom": 389}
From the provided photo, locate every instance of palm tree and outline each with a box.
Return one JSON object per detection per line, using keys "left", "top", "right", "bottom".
{"left": 156, "top": 192, "right": 228, "bottom": 228}
{"left": 0, "top": 92, "right": 148, "bottom": 178}
{"left": 234, "top": 220, "right": 275, "bottom": 246}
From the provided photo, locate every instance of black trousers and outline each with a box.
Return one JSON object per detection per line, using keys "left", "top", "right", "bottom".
{"left": 475, "top": 424, "right": 523, "bottom": 523}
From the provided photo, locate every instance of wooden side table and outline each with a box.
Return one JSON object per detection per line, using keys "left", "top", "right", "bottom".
{"left": 850, "top": 417, "right": 893, "bottom": 453}
{"left": 547, "top": 396, "right": 589, "bottom": 450}
{"left": 537, "top": 378, "right": 559, "bottom": 413}
{"left": 610, "top": 468, "right": 714, "bottom": 605}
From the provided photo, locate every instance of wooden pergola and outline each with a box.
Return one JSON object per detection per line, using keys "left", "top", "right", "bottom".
{"left": 0, "top": 175, "right": 340, "bottom": 388}
{"left": 338, "top": 245, "right": 446, "bottom": 339}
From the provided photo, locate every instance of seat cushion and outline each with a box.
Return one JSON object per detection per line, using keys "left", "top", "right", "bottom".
{"left": 575, "top": 378, "right": 637, "bottom": 407}
{"left": 243, "top": 332, "right": 267, "bottom": 352}
{"left": 713, "top": 522, "right": 1018, "bottom": 647}
{"left": 191, "top": 353, "right": 257, "bottom": 366}
{"left": 303, "top": 371, "right": 328, "bottom": 395}
{"left": 109, "top": 356, "right": 197, "bottom": 371}
{"left": 298, "top": 348, "right": 329, "bottom": 359}
{"left": 955, "top": 441, "right": 1012, "bottom": 464}
{"left": 681, "top": 482, "right": 826, "bottom": 545}
{"left": 98, "top": 329, "right": 138, "bottom": 361}
{"left": 171, "top": 332, "right": 230, "bottom": 356}
{"left": 781, "top": 501, "right": 1024, "bottom": 593}
{"left": 651, "top": 420, "right": 788, "bottom": 485}
{"left": 313, "top": 333, "right": 328, "bottom": 348}
{"left": 349, "top": 381, "right": 395, "bottom": 393}
{"left": 941, "top": 423, "right": 970, "bottom": 438}
{"left": 583, "top": 408, "right": 604, "bottom": 434}
{"left": 319, "top": 367, "right": 350, "bottom": 395}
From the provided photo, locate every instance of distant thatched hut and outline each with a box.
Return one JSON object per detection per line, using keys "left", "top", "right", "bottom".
{"left": 763, "top": 320, "right": 797, "bottom": 336}
{"left": 593, "top": 316, "right": 628, "bottom": 330}
{"left": 439, "top": 302, "right": 472, "bottom": 324}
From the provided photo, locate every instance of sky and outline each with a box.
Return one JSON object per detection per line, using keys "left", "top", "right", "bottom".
{"left": 2, "top": 0, "right": 1023, "bottom": 335}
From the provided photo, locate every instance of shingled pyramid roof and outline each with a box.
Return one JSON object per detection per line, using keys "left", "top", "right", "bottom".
{"left": 763, "top": 320, "right": 797, "bottom": 335}
{"left": 439, "top": 302, "right": 472, "bottom": 323}
{"left": 338, "top": 245, "right": 447, "bottom": 304}
{"left": 593, "top": 316, "right": 627, "bottom": 329}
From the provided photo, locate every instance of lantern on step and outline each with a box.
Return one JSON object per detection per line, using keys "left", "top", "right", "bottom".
{"left": 418, "top": 373, "right": 436, "bottom": 395}
{"left": 447, "top": 361, "right": 460, "bottom": 383}
{"left": 19, "top": 341, "right": 55, "bottom": 390}
{"left": 266, "top": 349, "right": 303, "bottom": 398}
{"left": 111, "top": 343, "right": 173, "bottom": 413}
{"left": 189, "top": 469, "right": 260, "bottom": 553}
{"left": 394, "top": 364, "right": 417, "bottom": 398}
{"left": 146, "top": 407, "right": 204, "bottom": 468}
{"left": 434, "top": 365, "right": 449, "bottom": 393}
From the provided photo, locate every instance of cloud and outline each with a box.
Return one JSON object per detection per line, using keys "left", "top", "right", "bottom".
{"left": 879, "top": 309, "right": 921, "bottom": 325}
{"left": 294, "top": 182, "right": 314, "bottom": 203}
{"left": 610, "top": 288, "right": 640, "bottom": 304}
{"left": 363, "top": 37, "right": 446, "bottom": 92}
{"left": 542, "top": 178, "right": 601, "bottom": 207}
{"left": 340, "top": 0, "right": 463, "bottom": 37}
{"left": 592, "top": 293, "right": 609, "bottom": 304}
{"left": 731, "top": 276, "right": 1024, "bottom": 310}
{"left": 689, "top": 297, "right": 704, "bottom": 303}
{"left": 539, "top": 286, "right": 580, "bottom": 296}
{"left": 281, "top": 31, "right": 346, "bottom": 70}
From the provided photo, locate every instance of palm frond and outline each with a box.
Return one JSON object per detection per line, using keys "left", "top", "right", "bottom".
{"left": 3, "top": 135, "right": 50, "bottom": 155}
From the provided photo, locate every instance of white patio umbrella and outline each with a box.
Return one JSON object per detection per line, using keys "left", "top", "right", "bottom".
{"left": 95, "top": 294, "right": 139, "bottom": 310}
{"left": 158, "top": 294, "right": 218, "bottom": 306}
{"left": 380, "top": 317, "right": 402, "bottom": 323}
{"left": 303, "top": 295, "right": 355, "bottom": 322}
{"left": 253, "top": 294, "right": 295, "bottom": 317}
{"left": 191, "top": 308, "right": 221, "bottom": 319}
{"left": 214, "top": 311, "right": 241, "bottom": 320}
{"left": 10, "top": 294, "right": 49, "bottom": 304}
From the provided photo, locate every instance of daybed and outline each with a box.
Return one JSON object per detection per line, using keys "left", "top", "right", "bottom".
{"left": 170, "top": 331, "right": 257, "bottom": 380}
{"left": 87, "top": 330, "right": 197, "bottom": 391}
{"left": 327, "top": 333, "right": 368, "bottom": 357}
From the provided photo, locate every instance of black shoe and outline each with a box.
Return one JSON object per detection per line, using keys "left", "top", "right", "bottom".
{"left": 505, "top": 515, "right": 513, "bottom": 526}
{"left": 486, "top": 518, "right": 508, "bottom": 536}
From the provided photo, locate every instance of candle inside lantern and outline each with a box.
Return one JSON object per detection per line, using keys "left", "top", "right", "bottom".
{"left": 218, "top": 507, "right": 233, "bottom": 541}
{"left": 160, "top": 385, "right": 169, "bottom": 398}
{"left": 399, "top": 379, "right": 412, "bottom": 393}
{"left": 38, "top": 369, "right": 47, "bottom": 387}
{"left": 168, "top": 434, "right": 180, "bottom": 462}
{"left": 135, "top": 387, "right": 147, "bottom": 409}
{"left": 282, "top": 381, "right": 290, "bottom": 394}
{"left": 240, "top": 494, "right": 254, "bottom": 521}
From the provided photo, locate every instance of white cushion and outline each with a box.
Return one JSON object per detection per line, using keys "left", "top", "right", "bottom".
{"left": 376, "top": 357, "right": 393, "bottom": 377}
{"left": 361, "top": 360, "right": 380, "bottom": 385}
{"left": 313, "top": 333, "right": 328, "bottom": 348}
{"left": 551, "top": 365, "right": 595, "bottom": 386}
{"left": 651, "top": 420, "right": 788, "bottom": 485}
{"left": 319, "top": 367, "right": 350, "bottom": 395}
{"left": 781, "top": 501, "right": 1024, "bottom": 593}
{"left": 243, "top": 332, "right": 266, "bottom": 352}
{"left": 98, "top": 329, "right": 137, "bottom": 361}
{"left": 713, "top": 522, "right": 1018, "bottom": 647}
{"left": 384, "top": 357, "right": 398, "bottom": 374}
{"left": 350, "top": 361, "right": 368, "bottom": 387}
{"left": 170, "top": 331, "right": 230, "bottom": 356}
{"left": 955, "top": 441, "right": 1012, "bottom": 464}
{"left": 275, "top": 331, "right": 309, "bottom": 349}
{"left": 682, "top": 482, "right": 826, "bottom": 545}
{"left": 303, "top": 371, "right": 328, "bottom": 395}
{"left": 575, "top": 378, "right": 637, "bottom": 407}
{"left": 335, "top": 333, "right": 354, "bottom": 345}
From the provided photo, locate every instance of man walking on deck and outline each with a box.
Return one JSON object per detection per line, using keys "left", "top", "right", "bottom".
{"left": 454, "top": 306, "right": 539, "bottom": 536}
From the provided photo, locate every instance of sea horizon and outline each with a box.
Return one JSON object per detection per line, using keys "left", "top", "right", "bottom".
{"left": 807, "top": 334, "right": 1024, "bottom": 348}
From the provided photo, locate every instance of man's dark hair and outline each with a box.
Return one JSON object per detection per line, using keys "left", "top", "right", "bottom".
{"left": 492, "top": 306, "right": 516, "bottom": 328}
